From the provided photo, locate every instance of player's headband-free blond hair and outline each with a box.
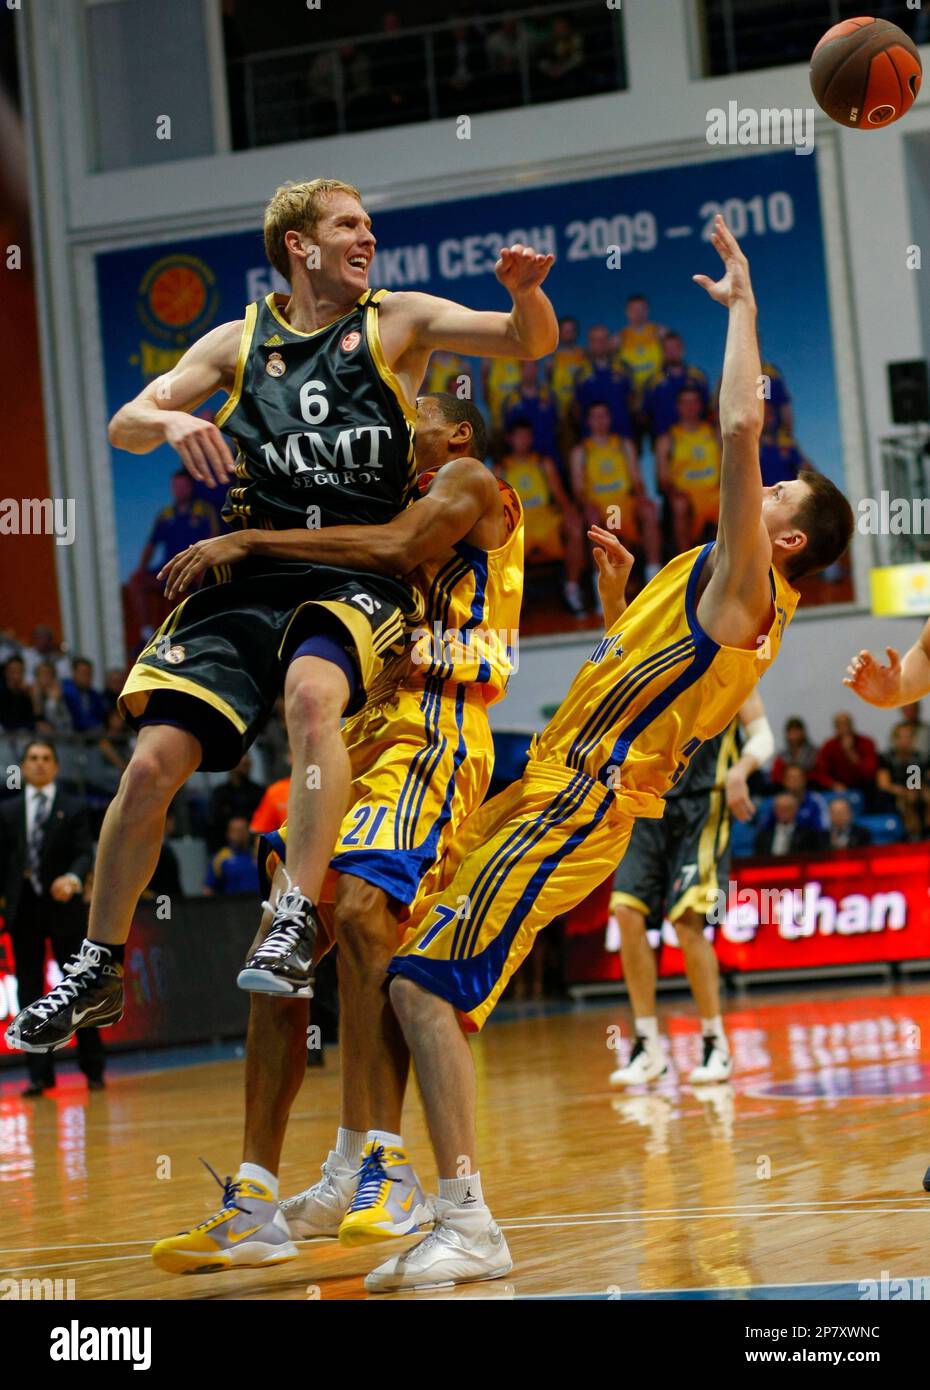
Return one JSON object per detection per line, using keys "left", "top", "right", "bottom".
{"left": 263, "top": 178, "right": 363, "bottom": 282}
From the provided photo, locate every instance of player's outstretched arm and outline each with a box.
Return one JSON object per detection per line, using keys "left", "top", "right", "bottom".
{"left": 693, "top": 216, "right": 766, "bottom": 588}
{"left": 159, "top": 457, "right": 499, "bottom": 600}
{"left": 844, "top": 617, "right": 930, "bottom": 707}
{"left": 386, "top": 244, "right": 558, "bottom": 360}
{"left": 588, "top": 525, "right": 634, "bottom": 630}
{"left": 108, "top": 320, "right": 242, "bottom": 486}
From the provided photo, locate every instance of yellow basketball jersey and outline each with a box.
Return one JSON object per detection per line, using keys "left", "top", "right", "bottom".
{"left": 617, "top": 324, "right": 663, "bottom": 394}
{"left": 582, "top": 434, "right": 633, "bottom": 499}
{"left": 404, "top": 474, "right": 524, "bottom": 706}
{"left": 549, "top": 345, "right": 586, "bottom": 408}
{"left": 534, "top": 543, "right": 799, "bottom": 810}
{"left": 498, "top": 452, "right": 552, "bottom": 513}
{"left": 668, "top": 422, "right": 721, "bottom": 491}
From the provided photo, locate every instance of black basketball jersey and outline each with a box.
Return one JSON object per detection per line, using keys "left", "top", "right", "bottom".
{"left": 215, "top": 289, "right": 417, "bottom": 531}
{"left": 666, "top": 715, "right": 740, "bottom": 800}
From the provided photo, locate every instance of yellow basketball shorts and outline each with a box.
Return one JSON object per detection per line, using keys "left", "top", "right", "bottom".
{"left": 389, "top": 758, "right": 643, "bottom": 1030}
{"left": 261, "top": 680, "right": 494, "bottom": 918}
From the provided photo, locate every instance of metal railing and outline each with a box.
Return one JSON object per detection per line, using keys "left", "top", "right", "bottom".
{"left": 700, "top": 0, "right": 929, "bottom": 77}
{"left": 227, "top": 1, "right": 626, "bottom": 150}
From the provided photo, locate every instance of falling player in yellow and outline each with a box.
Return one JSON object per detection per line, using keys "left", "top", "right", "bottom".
{"left": 150, "top": 393, "right": 524, "bottom": 1273}
{"left": 365, "top": 216, "right": 855, "bottom": 1294}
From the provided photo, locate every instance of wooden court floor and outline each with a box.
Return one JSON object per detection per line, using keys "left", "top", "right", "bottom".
{"left": 2, "top": 981, "right": 929, "bottom": 1300}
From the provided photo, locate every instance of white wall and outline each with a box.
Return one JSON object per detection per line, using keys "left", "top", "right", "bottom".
{"left": 18, "top": 0, "right": 930, "bottom": 744}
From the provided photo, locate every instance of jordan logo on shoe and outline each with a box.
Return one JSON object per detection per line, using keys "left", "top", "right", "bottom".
{"left": 461, "top": 1187, "right": 477, "bottom": 1206}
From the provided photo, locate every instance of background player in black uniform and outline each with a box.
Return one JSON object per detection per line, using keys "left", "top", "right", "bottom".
{"left": 609, "top": 689, "right": 774, "bottom": 1086}
{"left": 7, "top": 177, "right": 556, "bottom": 1056}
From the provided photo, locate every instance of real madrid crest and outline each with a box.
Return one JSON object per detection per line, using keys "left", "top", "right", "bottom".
{"left": 163, "top": 644, "right": 186, "bottom": 665}
{"left": 266, "top": 351, "right": 286, "bottom": 378}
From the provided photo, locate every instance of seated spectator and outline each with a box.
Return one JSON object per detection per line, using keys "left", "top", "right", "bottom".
{"left": 204, "top": 816, "right": 259, "bottom": 896}
{"left": 143, "top": 809, "right": 184, "bottom": 902}
{"left": 423, "top": 349, "right": 474, "bottom": 401}
{"left": 547, "top": 315, "right": 586, "bottom": 440}
{"left": 62, "top": 657, "right": 108, "bottom": 734}
{"left": 21, "top": 624, "right": 70, "bottom": 682}
{"left": 373, "top": 11, "right": 426, "bottom": 125}
{"left": 655, "top": 385, "right": 721, "bottom": 554}
{"left": 102, "top": 667, "right": 126, "bottom": 714}
{"left": 642, "top": 331, "right": 709, "bottom": 440}
{"left": 208, "top": 753, "right": 265, "bottom": 851}
{"left": 84, "top": 708, "right": 132, "bottom": 799}
{"left": 877, "top": 720, "right": 929, "bottom": 840}
{"left": 29, "top": 659, "right": 71, "bottom": 733}
{"left": 823, "top": 796, "right": 871, "bottom": 850}
{"left": 0, "top": 629, "right": 19, "bottom": 665}
{"left": 485, "top": 16, "right": 528, "bottom": 106}
{"left": 0, "top": 656, "right": 35, "bottom": 732}
{"left": 481, "top": 354, "right": 523, "bottom": 431}
{"left": 771, "top": 716, "right": 818, "bottom": 786}
{"left": 814, "top": 712, "right": 879, "bottom": 802}
{"left": 502, "top": 360, "right": 561, "bottom": 467}
{"left": 779, "top": 764, "right": 829, "bottom": 834}
{"left": 250, "top": 759, "right": 291, "bottom": 835}
{"left": 437, "top": 18, "right": 488, "bottom": 116}
{"left": 495, "top": 420, "right": 587, "bottom": 618}
{"left": 535, "top": 14, "right": 585, "bottom": 100}
{"left": 754, "top": 792, "right": 822, "bottom": 857}
{"left": 900, "top": 701, "right": 930, "bottom": 763}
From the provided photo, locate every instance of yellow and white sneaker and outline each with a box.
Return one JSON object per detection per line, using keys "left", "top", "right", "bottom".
{"left": 365, "top": 1199, "right": 512, "bottom": 1292}
{"left": 338, "top": 1139, "right": 432, "bottom": 1247}
{"left": 151, "top": 1162, "right": 297, "bottom": 1274}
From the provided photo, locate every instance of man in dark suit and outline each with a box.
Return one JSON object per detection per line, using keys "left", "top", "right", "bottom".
{"left": 823, "top": 796, "right": 872, "bottom": 850}
{"left": 0, "top": 739, "right": 102, "bottom": 1094}
{"left": 754, "top": 792, "right": 822, "bottom": 858}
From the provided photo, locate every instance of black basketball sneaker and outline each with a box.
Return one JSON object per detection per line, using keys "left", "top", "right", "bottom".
{"left": 5, "top": 941, "right": 123, "bottom": 1053}
{"left": 237, "top": 887, "right": 320, "bottom": 998}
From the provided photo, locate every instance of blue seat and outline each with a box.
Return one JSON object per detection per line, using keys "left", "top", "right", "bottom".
{"left": 855, "top": 813, "right": 906, "bottom": 846}
{"left": 730, "top": 818, "right": 759, "bottom": 859}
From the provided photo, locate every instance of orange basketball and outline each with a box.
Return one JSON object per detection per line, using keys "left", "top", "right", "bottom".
{"left": 810, "top": 16, "right": 921, "bottom": 129}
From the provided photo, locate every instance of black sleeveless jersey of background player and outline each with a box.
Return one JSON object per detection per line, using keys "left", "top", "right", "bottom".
{"left": 666, "top": 716, "right": 740, "bottom": 800}
{"left": 215, "top": 289, "right": 417, "bottom": 531}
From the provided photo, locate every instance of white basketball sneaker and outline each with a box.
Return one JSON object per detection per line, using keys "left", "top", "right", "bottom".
{"left": 364, "top": 1198, "right": 512, "bottom": 1292}
{"left": 279, "top": 1150, "right": 358, "bottom": 1239}
{"left": 609, "top": 1034, "right": 667, "bottom": 1085}
{"left": 689, "top": 1035, "right": 733, "bottom": 1085}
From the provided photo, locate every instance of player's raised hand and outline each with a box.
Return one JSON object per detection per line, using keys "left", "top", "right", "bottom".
{"left": 589, "top": 524, "right": 635, "bottom": 622}
{"left": 692, "top": 214, "right": 754, "bottom": 308}
{"left": 843, "top": 646, "right": 903, "bottom": 708}
{"left": 162, "top": 412, "right": 237, "bottom": 488}
{"left": 495, "top": 243, "right": 555, "bottom": 297}
{"left": 159, "top": 531, "right": 253, "bottom": 601}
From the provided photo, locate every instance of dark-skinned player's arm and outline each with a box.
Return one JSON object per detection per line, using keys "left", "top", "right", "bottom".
{"left": 159, "top": 456, "right": 499, "bottom": 601}
{"left": 588, "top": 525, "right": 634, "bottom": 631}
{"left": 107, "top": 320, "right": 242, "bottom": 486}
{"left": 389, "top": 244, "right": 558, "bottom": 359}
{"left": 844, "top": 617, "right": 930, "bottom": 708}
{"left": 692, "top": 216, "right": 767, "bottom": 601}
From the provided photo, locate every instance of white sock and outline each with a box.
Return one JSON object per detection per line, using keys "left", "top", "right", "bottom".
{"left": 335, "top": 1127, "right": 368, "bottom": 1166}
{"left": 635, "top": 1016, "right": 659, "bottom": 1042}
{"left": 701, "top": 1017, "right": 728, "bottom": 1050}
{"left": 367, "top": 1129, "right": 404, "bottom": 1150}
{"left": 439, "top": 1172, "right": 484, "bottom": 1208}
{"left": 237, "top": 1163, "right": 278, "bottom": 1199}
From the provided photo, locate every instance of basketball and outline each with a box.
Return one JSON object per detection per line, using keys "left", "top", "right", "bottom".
{"left": 810, "top": 16, "right": 922, "bottom": 129}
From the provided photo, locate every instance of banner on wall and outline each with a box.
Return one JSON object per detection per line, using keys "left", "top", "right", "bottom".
{"left": 95, "top": 148, "right": 846, "bottom": 651}
{"left": 564, "top": 842, "right": 930, "bottom": 986}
